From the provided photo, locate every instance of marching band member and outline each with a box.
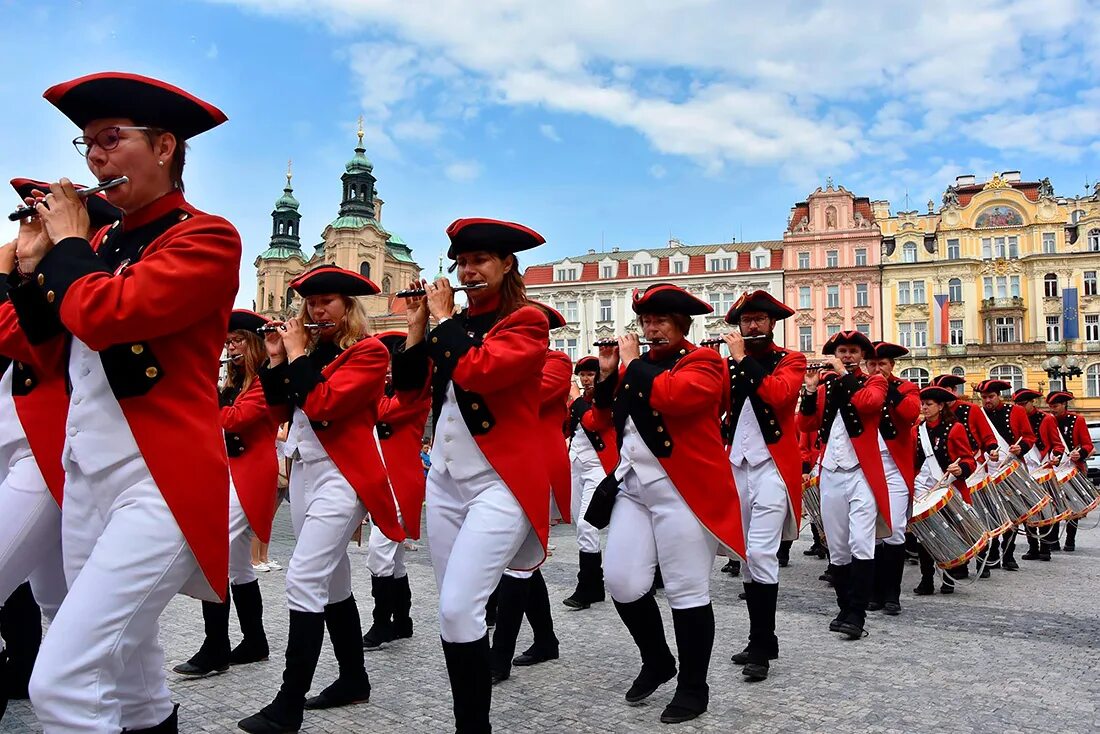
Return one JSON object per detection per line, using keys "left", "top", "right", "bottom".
{"left": 490, "top": 303, "right": 570, "bottom": 684}
{"left": 174, "top": 310, "right": 279, "bottom": 678}
{"left": 587, "top": 283, "right": 744, "bottom": 725}
{"left": 1014, "top": 388, "right": 1065, "bottom": 562}
{"left": 0, "top": 178, "right": 118, "bottom": 716}
{"left": 562, "top": 355, "right": 617, "bottom": 610}
{"left": 362, "top": 330, "right": 431, "bottom": 651}
{"left": 720, "top": 291, "right": 804, "bottom": 682}
{"left": 865, "top": 342, "right": 920, "bottom": 616}
{"left": 930, "top": 375, "right": 1000, "bottom": 459}
{"left": 12, "top": 72, "right": 239, "bottom": 732}
{"left": 798, "top": 331, "right": 888, "bottom": 641}
{"left": 240, "top": 265, "right": 402, "bottom": 733}
{"left": 392, "top": 218, "right": 550, "bottom": 734}
{"left": 1047, "top": 391, "right": 1095, "bottom": 552}
{"left": 976, "top": 379, "right": 1036, "bottom": 575}
{"left": 911, "top": 386, "right": 977, "bottom": 595}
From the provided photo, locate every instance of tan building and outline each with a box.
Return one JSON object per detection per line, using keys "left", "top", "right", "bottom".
{"left": 254, "top": 132, "right": 421, "bottom": 331}
{"left": 878, "top": 172, "right": 1100, "bottom": 418}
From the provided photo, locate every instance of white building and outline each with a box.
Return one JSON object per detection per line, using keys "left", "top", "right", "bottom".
{"left": 523, "top": 239, "right": 786, "bottom": 360}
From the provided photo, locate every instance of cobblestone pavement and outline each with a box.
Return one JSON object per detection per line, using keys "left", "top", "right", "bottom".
{"left": 5, "top": 508, "right": 1100, "bottom": 734}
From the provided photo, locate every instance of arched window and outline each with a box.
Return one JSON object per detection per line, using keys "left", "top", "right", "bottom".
{"left": 951, "top": 366, "right": 967, "bottom": 395}
{"left": 360, "top": 261, "right": 371, "bottom": 279}
{"left": 286, "top": 288, "right": 294, "bottom": 310}
{"left": 349, "top": 185, "right": 357, "bottom": 200}
{"left": 278, "top": 222, "right": 285, "bottom": 234}
{"left": 258, "top": 285, "right": 265, "bottom": 309}
{"left": 288, "top": 223, "right": 294, "bottom": 236}
{"left": 1086, "top": 363, "right": 1100, "bottom": 398}
{"left": 1088, "top": 229, "right": 1100, "bottom": 252}
{"left": 382, "top": 276, "right": 392, "bottom": 293}
{"left": 1044, "top": 273, "right": 1059, "bottom": 298}
{"left": 902, "top": 242, "right": 918, "bottom": 263}
{"left": 989, "top": 364, "right": 1024, "bottom": 391}
{"left": 900, "top": 367, "right": 930, "bottom": 387}
{"left": 948, "top": 278, "right": 962, "bottom": 302}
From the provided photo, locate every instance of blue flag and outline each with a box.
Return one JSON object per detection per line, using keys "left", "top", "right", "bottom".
{"left": 1063, "top": 287, "right": 1079, "bottom": 340}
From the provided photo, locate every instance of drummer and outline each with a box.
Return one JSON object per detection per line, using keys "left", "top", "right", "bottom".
{"left": 976, "top": 379, "right": 1036, "bottom": 575}
{"left": 1014, "top": 388, "right": 1065, "bottom": 562}
{"left": 930, "top": 375, "right": 1000, "bottom": 459}
{"left": 911, "top": 386, "right": 977, "bottom": 595}
{"left": 1047, "top": 391, "right": 1095, "bottom": 552}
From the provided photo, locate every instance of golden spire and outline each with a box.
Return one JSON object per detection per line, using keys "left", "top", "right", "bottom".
{"left": 286, "top": 158, "right": 293, "bottom": 185}
{"left": 357, "top": 115, "right": 364, "bottom": 146}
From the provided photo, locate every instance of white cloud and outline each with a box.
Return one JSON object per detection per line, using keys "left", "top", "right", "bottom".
{"left": 206, "top": 43, "right": 219, "bottom": 60}
{"left": 444, "top": 160, "right": 482, "bottom": 182}
{"left": 649, "top": 164, "right": 666, "bottom": 179}
{"left": 538, "top": 124, "right": 561, "bottom": 143}
{"left": 392, "top": 114, "right": 443, "bottom": 143}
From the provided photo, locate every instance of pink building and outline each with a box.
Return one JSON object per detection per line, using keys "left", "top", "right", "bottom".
{"left": 782, "top": 183, "right": 883, "bottom": 356}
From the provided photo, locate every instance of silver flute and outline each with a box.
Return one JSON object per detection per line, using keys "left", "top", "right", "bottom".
{"left": 8, "top": 176, "right": 129, "bottom": 221}
{"left": 395, "top": 282, "right": 489, "bottom": 298}
{"left": 257, "top": 321, "right": 335, "bottom": 332}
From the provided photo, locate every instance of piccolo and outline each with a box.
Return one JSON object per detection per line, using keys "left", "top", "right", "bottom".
{"left": 806, "top": 361, "right": 855, "bottom": 371}
{"left": 592, "top": 337, "right": 669, "bottom": 347}
{"left": 256, "top": 321, "right": 335, "bottom": 332}
{"left": 220, "top": 356, "right": 243, "bottom": 364}
{"left": 8, "top": 176, "right": 129, "bottom": 221}
{"left": 700, "top": 338, "right": 723, "bottom": 347}
{"left": 394, "top": 282, "right": 489, "bottom": 298}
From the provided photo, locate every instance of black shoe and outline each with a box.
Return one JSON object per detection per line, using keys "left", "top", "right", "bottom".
{"left": 828, "top": 616, "right": 844, "bottom": 632}
{"left": 624, "top": 661, "right": 676, "bottom": 703}
{"left": 1002, "top": 559, "right": 1019, "bottom": 571}
{"left": 803, "top": 543, "right": 824, "bottom": 556}
{"left": 778, "top": 558, "right": 789, "bottom": 568}
{"left": 239, "top": 695, "right": 303, "bottom": 734}
{"left": 835, "top": 622, "right": 865, "bottom": 640}
{"left": 172, "top": 658, "right": 229, "bottom": 678}
{"left": 883, "top": 602, "right": 901, "bottom": 615}
{"left": 742, "top": 661, "right": 769, "bottom": 681}
{"left": 1064, "top": 543, "right": 1075, "bottom": 552}
{"left": 730, "top": 648, "right": 778, "bottom": 665}
{"left": 123, "top": 703, "right": 179, "bottom": 733}
{"left": 939, "top": 583, "right": 954, "bottom": 595}
{"left": 513, "top": 644, "right": 558, "bottom": 667}
{"left": 721, "top": 559, "right": 741, "bottom": 576}
{"left": 362, "top": 575, "right": 396, "bottom": 651}
{"left": 659, "top": 604, "right": 713, "bottom": 723}
{"left": 309, "top": 596, "right": 370, "bottom": 710}
{"left": 304, "top": 674, "right": 370, "bottom": 710}
{"left": 229, "top": 580, "right": 269, "bottom": 666}
{"left": 361, "top": 621, "right": 395, "bottom": 651}
{"left": 1039, "top": 551, "right": 1052, "bottom": 562}
{"left": 867, "top": 600, "right": 885, "bottom": 612}
{"left": 230, "top": 637, "right": 270, "bottom": 666}
{"left": 913, "top": 580, "right": 935, "bottom": 596}
{"left": 738, "top": 592, "right": 747, "bottom": 601}
{"left": 1021, "top": 550, "right": 1040, "bottom": 561}
{"left": 490, "top": 667, "right": 509, "bottom": 685}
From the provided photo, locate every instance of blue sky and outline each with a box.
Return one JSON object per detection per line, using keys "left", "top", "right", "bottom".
{"left": 2, "top": 1, "right": 1099, "bottom": 306}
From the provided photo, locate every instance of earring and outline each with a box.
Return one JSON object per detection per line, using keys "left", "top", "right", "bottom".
{"left": 158, "top": 160, "right": 165, "bottom": 167}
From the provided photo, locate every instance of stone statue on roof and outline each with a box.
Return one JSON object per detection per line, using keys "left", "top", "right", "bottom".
{"left": 1038, "top": 177, "right": 1055, "bottom": 199}
{"left": 942, "top": 185, "right": 959, "bottom": 207}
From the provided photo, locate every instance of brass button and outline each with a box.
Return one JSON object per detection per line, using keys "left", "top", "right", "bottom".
{"left": 46, "top": 290, "right": 56, "bottom": 303}
{"left": 482, "top": 421, "right": 490, "bottom": 429}
{"left": 624, "top": 383, "right": 630, "bottom": 390}
{"left": 638, "top": 391, "right": 643, "bottom": 397}
{"left": 657, "top": 426, "right": 664, "bottom": 432}
{"left": 321, "top": 420, "right": 329, "bottom": 427}
{"left": 36, "top": 273, "right": 45, "bottom": 286}
{"left": 652, "top": 410, "right": 659, "bottom": 416}
{"left": 769, "top": 419, "right": 776, "bottom": 425}
{"left": 179, "top": 213, "right": 189, "bottom": 221}
{"left": 284, "top": 378, "right": 290, "bottom": 384}
{"left": 444, "top": 350, "right": 451, "bottom": 358}
{"left": 131, "top": 344, "right": 144, "bottom": 355}
{"left": 145, "top": 367, "right": 158, "bottom": 378}
{"left": 24, "top": 378, "right": 32, "bottom": 387}
{"left": 431, "top": 336, "right": 439, "bottom": 343}
{"left": 663, "top": 440, "right": 671, "bottom": 447}
{"left": 471, "top": 403, "right": 479, "bottom": 410}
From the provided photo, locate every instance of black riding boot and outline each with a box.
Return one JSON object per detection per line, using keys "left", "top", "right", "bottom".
{"left": 837, "top": 558, "right": 872, "bottom": 639}
{"left": 442, "top": 635, "right": 492, "bottom": 734}
{"left": 489, "top": 574, "right": 529, "bottom": 683}
{"left": 230, "top": 580, "right": 269, "bottom": 665}
{"left": 305, "top": 596, "right": 371, "bottom": 710}
{"left": 362, "top": 575, "right": 396, "bottom": 651}
{"left": 660, "top": 604, "right": 714, "bottom": 724}
{"left": 173, "top": 597, "right": 230, "bottom": 677}
{"left": 562, "top": 551, "right": 605, "bottom": 609}
{"left": 1065, "top": 519, "right": 1078, "bottom": 551}
{"left": 0, "top": 582, "right": 41, "bottom": 698}
{"left": 514, "top": 571, "right": 559, "bottom": 667}
{"left": 392, "top": 574, "right": 414, "bottom": 639}
{"left": 614, "top": 593, "right": 676, "bottom": 703}
{"left": 238, "top": 609, "right": 326, "bottom": 733}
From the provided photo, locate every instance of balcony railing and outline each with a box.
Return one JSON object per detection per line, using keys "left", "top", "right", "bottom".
{"left": 980, "top": 296, "right": 1025, "bottom": 311}
{"left": 944, "top": 345, "right": 967, "bottom": 356}
{"left": 1045, "top": 341, "right": 1068, "bottom": 353}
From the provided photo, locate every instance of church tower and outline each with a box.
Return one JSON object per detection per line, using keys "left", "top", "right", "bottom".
{"left": 254, "top": 161, "right": 307, "bottom": 317}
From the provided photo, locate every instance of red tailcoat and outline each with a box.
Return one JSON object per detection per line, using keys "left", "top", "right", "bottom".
{"left": 540, "top": 350, "right": 572, "bottom": 523}
{"left": 1057, "top": 411, "right": 1095, "bottom": 471}
{"left": 222, "top": 379, "right": 280, "bottom": 544}
{"left": 1030, "top": 411, "right": 1064, "bottom": 461}
{"left": 914, "top": 418, "right": 976, "bottom": 497}
{"left": 798, "top": 370, "right": 892, "bottom": 533}
{"left": 266, "top": 338, "right": 404, "bottom": 543}
{"left": 586, "top": 345, "right": 745, "bottom": 558}
{"left": 954, "top": 400, "right": 998, "bottom": 455}
{"left": 798, "top": 428, "right": 820, "bottom": 474}
{"left": 0, "top": 306, "right": 68, "bottom": 506}
{"left": 377, "top": 381, "right": 431, "bottom": 540}
{"left": 18, "top": 192, "right": 238, "bottom": 599}
{"left": 725, "top": 345, "right": 806, "bottom": 529}
{"left": 882, "top": 376, "right": 921, "bottom": 495}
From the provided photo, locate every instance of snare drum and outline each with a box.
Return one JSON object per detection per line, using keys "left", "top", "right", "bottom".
{"left": 908, "top": 486, "right": 989, "bottom": 570}
{"left": 1025, "top": 467, "right": 1073, "bottom": 528}
{"left": 991, "top": 462, "right": 1050, "bottom": 525}
{"left": 801, "top": 474, "right": 827, "bottom": 545}
{"left": 968, "top": 474, "right": 1013, "bottom": 536}
{"left": 1056, "top": 465, "right": 1100, "bottom": 520}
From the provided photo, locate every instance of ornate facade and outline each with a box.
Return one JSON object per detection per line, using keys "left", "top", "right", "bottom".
{"left": 254, "top": 130, "right": 421, "bottom": 330}
{"left": 782, "top": 183, "right": 883, "bottom": 355}
{"left": 523, "top": 240, "right": 785, "bottom": 359}
{"left": 878, "top": 172, "right": 1100, "bottom": 418}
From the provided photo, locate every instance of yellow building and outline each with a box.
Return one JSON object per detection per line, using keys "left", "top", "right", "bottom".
{"left": 877, "top": 172, "right": 1100, "bottom": 418}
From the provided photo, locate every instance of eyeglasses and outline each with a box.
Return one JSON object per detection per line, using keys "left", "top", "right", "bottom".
{"left": 72, "top": 126, "right": 155, "bottom": 157}
{"left": 224, "top": 336, "right": 247, "bottom": 348}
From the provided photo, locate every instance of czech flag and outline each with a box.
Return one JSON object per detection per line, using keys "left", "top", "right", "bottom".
{"left": 933, "top": 294, "right": 950, "bottom": 345}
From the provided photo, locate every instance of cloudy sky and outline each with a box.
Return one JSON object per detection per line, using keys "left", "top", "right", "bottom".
{"left": 1, "top": 0, "right": 1098, "bottom": 306}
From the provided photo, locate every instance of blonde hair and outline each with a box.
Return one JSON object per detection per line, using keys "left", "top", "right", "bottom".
{"left": 223, "top": 330, "right": 265, "bottom": 393}
{"left": 297, "top": 295, "right": 370, "bottom": 351}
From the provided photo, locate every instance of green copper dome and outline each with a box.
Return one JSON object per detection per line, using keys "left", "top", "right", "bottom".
{"left": 346, "top": 143, "right": 373, "bottom": 174}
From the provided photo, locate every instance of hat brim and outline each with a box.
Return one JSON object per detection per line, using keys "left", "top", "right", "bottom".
{"left": 724, "top": 291, "right": 794, "bottom": 324}
{"left": 871, "top": 342, "right": 909, "bottom": 360}
{"left": 1046, "top": 391, "right": 1074, "bottom": 404}
{"left": 228, "top": 310, "right": 269, "bottom": 333}
{"left": 920, "top": 386, "right": 957, "bottom": 403}
{"left": 822, "top": 331, "right": 873, "bottom": 356}
{"left": 978, "top": 380, "right": 1012, "bottom": 394}
{"left": 632, "top": 284, "right": 712, "bottom": 316}
{"left": 445, "top": 218, "right": 545, "bottom": 260}
{"left": 933, "top": 374, "right": 967, "bottom": 389}
{"left": 1012, "top": 389, "right": 1041, "bottom": 403}
{"left": 43, "top": 72, "right": 227, "bottom": 140}
{"left": 291, "top": 266, "right": 380, "bottom": 297}
{"left": 574, "top": 356, "right": 599, "bottom": 374}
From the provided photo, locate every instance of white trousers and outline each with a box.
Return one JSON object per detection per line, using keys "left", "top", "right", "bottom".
{"left": 731, "top": 459, "right": 789, "bottom": 585}
{"left": 820, "top": 465, "right": 878, "bottom": 565}
{"left": 0, "top": 453, "right": 66, "bottom": 622}
{"left": 426, "top": 463, "right": 530, "bottom": 643}
{"left": 287, "top": 454, "right": 366, "bottom": 613}
{"left": 604, "top": 470, "right": 718, "bottom": 609}
{"left": 366, "top": 505, "right": 408, "bottom": 579}
{"left": 229, "top": 484, "right": 257, "bottom": 586}
{"left": 30, "top": 455, "right": 199, "bottom": 733}
{"left": 570, "top": 456, "right": 605, "bottom": 553}
{"left": 879, "top": 452, "right": 910, "bottom": 547}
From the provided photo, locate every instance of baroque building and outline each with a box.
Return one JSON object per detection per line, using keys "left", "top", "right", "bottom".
{"left": 877, "top": 171, "right": 1100, "bottom": 417}
{"left": 782, "top": 182, "right": 883, "bottom": 355}
{"left": 523, "top": 239, "right": 785, "bottom": 360}
{"left": 254, "top": 127, "right": 421, "bottom": 329}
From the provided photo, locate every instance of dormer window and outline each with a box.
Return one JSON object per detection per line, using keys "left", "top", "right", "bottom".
{"left": 752, "top": 249, "right": 769, "bottom": 269}
{"left": 707, "top": 256, "right": 734, "bottom": 272}
{"left": 631, "top": 263, "right": 654, "bottom": 277}
{"left": 555, "top": 266, "right": 579, "bottom": 281}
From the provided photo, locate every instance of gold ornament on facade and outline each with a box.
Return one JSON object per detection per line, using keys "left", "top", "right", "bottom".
{"left": 983, "top": 173, "right": 1011, "bottom": 190}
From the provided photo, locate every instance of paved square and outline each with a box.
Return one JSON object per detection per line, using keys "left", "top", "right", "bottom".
{"left": 5, "top": 510, "right": 1099, "bottom": 733}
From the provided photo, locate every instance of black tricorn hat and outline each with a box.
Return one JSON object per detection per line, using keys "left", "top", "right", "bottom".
{"left": 290, "top": 264, "right": 380, "bottom": 297}
{"left": 724, "top": 289, "right": 794, "bottom": 324}
{"left": 631, "top": 283, "right": 712, "bottom": 316}
{"left": 821, "top": 330, "right": 873, "bottom": 356}
{"left": 228, "top": 309, "right": 269, "bottom": 334}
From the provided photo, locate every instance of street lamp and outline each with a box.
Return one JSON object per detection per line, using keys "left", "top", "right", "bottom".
{"left": 1040, "top": 355, "right": 1083, "bottom": 389}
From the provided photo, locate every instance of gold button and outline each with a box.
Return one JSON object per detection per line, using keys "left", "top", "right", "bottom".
{"left": 145, "top": 367, "right": 158, "bottom": 378}
{"left": 471, "top": 403, "right": 479, "bottom": 410}
{"left": 36, "top": 273, "right": 45, "bottom": 286}
{"left": 431, "top": 336, "right": 439, "bottom": 343}
{"left": 322, "top": 421, "right": 329, "bottom": 427}
{"left": 657, "top": 426, "right": 664, "bottom": 432}
{"left": 444, "top": 350, "right": 451, "bottom": 358}
{"left": 46, "top": 290, "right": 55, "bottom": 303}
{"left": 24, "top": 378, "right": 32, "bottom": 387}
{"left": 624, "top": 383, "right": 630, "bottom": 389}
{"left": 652, "top": 410, "right": 659, "bottom": 416}
{"left": 664, "top": 440, "right": 671, "bottom": 447}
{"left": 769, "top": 419, "right": 776, "bottom": 425}
{"left": 15, "top": 362, "right": 21, "bottom": 369}
{"left": 131, "top": 344, "right": 144, "bottom": 355}
{"left": 638, "top": 391, "right": 643, "bottom": 397}
{"left": 284, "top": 378, "right": 290, "bottom": 384}
{"left": 482, "top": 421, "right": 490, "bottom": 429}
{"left": 179, "top": 213, "right": 189, "bottom": 221}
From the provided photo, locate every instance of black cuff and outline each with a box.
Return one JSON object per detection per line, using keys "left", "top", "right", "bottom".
{"left": 593, "top": 369, "right": 618, "bottom": 409}
{"left": 6, "top": 272, "right": 65, "bottom": 345}
{"left": 286, "top": 355, "right": 325, "bottom": 408}
{"left": 36, "top": 237, "right": 111, "bottom": 309}
{"left": 801, "top": 461, "right": 811, "bottom": 473}
{"left": 799, "top": 389, "right": 818, "bottom": 415}
{"left": 984, "top": 443, "right": 998, "bottom": 453}
{"left": 392, "top": 340, "right": 429, "bottom": 392}
{"left": 427, "top": 318, "right": 476, "bottom": 375}
{"left": 1017, "top": 440, "right": 1034, "bottom": 454}
{"left": 258, "top": 362, "right": 291, "bottom": 406}
{"left": 0, "top": 276, "right": 9, "bottom": 304}
{"left": 958, "top": 463, "right": 974, "bottom": 482}
{"left": 734, "top": 354, "right": 768, "bottom": 389}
